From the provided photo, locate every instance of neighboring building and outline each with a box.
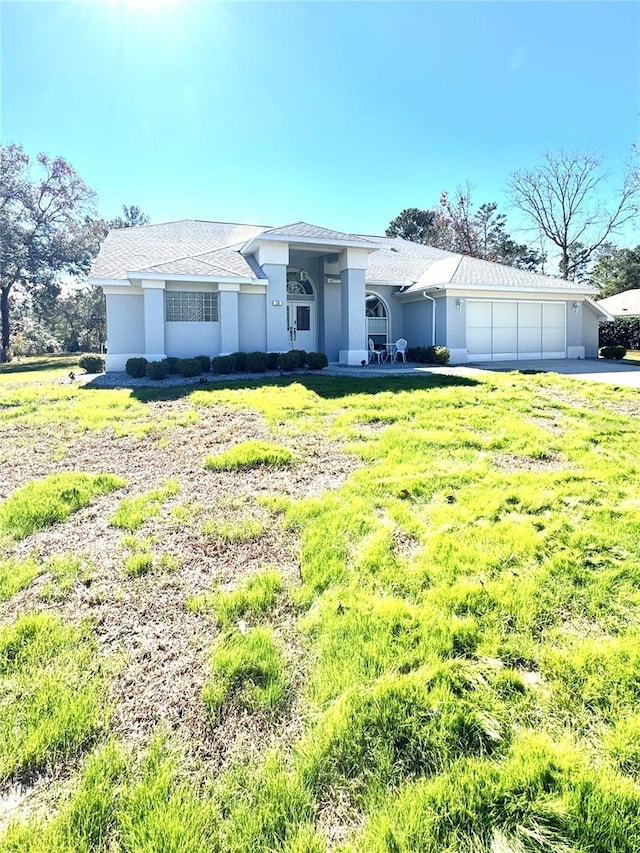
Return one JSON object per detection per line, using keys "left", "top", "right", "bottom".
{"left": 88, "top": 219, "right": 611, "bottom": 371}
{"left": 596, "top": 289, "right": 640, "bottom": 318}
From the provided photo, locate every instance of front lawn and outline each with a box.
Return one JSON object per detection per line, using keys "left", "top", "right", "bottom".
{"left": 1, "top": 363, "right": 640, "bottom": 851}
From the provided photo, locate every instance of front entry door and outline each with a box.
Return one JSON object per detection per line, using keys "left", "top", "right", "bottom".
{"left": 287, "top": 303, "right": 314, "bottom": 351}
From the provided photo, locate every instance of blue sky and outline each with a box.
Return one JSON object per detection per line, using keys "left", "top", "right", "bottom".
{"left": 2, "top": 0, "right": 639, "bottom": 244}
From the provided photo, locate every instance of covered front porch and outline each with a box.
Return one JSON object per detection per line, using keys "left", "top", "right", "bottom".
{"left": 241, "top": 229, "right": 381, "bottom": 365}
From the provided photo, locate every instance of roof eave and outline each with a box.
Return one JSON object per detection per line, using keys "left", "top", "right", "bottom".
{"left": 127, "top": 271, "right": 260, "bottom": 285}
{"left": 241, "top": 233, "right": 382, "bottom": 255}
{"left": 585, "top": 296, "right": 614, "bottom": 321}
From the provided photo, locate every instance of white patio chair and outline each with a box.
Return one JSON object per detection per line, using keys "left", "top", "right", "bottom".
{"left": 368, "top": 337, "right": 382, "bottom": 364}
{"left": 393, "top": 338, "right": 408, "bottom": 363}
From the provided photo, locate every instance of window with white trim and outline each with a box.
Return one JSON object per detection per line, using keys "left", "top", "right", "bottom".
{"left": 165, "top": 291, "right": 219, "bottom": 322}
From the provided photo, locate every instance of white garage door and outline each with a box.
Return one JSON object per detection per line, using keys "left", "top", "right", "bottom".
{"left": 466, "top": 300, "right": 566, "bottom": 362}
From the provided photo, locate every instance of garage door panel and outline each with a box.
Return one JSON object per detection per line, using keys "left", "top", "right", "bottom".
{"left": 467, "top": 326, "right": 492, "bottom": 356}
{"left": 518, "top": 301, "right": 542, "bottom": 327}
{"left": 492, "top": 326, "right": 518, "bottom": 358}
{"left": 466, "top": 300, "right": 566, "bottom": 361}
{"left": 543, "top": 303, "right": 565, "bottom": 328}
{"left": 518, "top": 325, "right": 542, "bottom": 356}
{"left": 492, "top": 301, "right": 517, "bottom": 326}
{"left": 467, "top": 301, "right": 492, "bottom": 327}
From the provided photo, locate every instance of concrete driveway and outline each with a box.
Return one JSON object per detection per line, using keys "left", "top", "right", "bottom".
{"left": 465, "top": 359, "right": 640, "bottom": 389}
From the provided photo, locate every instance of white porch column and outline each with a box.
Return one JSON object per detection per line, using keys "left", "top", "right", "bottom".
{"left": 257, "top": 241, "right": 289, "bottom": 352}
{"left": 338, "top": 248, "right": 368, "bottom": 365}
{"left": 219, "top": 283, "right": 240, "bottom": 354}
{"left": 142, "top": 280, "right": 166, "bottom": 361}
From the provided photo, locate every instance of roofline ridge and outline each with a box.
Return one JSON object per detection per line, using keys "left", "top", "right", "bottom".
{"left": 109, "top": 218, "right": 273, "bottom": 233}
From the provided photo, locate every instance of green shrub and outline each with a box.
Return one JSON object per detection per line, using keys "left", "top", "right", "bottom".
{"left": 599, "top": 345, "right": 627, "bottom": 360}
{"left": 145, "top": 359, "right": 168, "bottom": 381}
{"left": 406, "top": 346, "right": 450, "bottom": 364}
{"left": 78, "top": 355, "right": 104, "bottom": 374}
{"left": 125, "top": 357, "right": 148, "bottom": 378}
{"left": 164, "top": 356, "right": 180, "bottom": 374}
{"left": 305, "top": 351, "right": 328, "bottom": 370}
{"left": 277, "top": 351, "right": 300, "bottom": 371}
{"left": 267, "top": 352, "right": 280, "bottom": 370}
{"left": 177, "top": 358, "right": 202, "bottom": 377}
{"left": 291, "top": 349, "right": 307, "bottom": 367}
{"left": 245, "top": 351, "right": 269, "bottom": 372}
{"left": 194, "top": 354, "right": 211, "bottom": 372}
{"left": 429, "top": 345, "right": 450, "bottom": 364}
{"left": 212, "top": 355, "right": 236, "bottom": 374}
{"left": 599, "top": 317, "right": 640, "bottom": 349}
{"left": 231, "top": 351, "right": 247, "bottom": 372}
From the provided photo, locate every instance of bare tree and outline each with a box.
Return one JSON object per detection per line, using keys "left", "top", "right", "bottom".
{"left": 507, "top": 151, "right": 640, "bottom": 279}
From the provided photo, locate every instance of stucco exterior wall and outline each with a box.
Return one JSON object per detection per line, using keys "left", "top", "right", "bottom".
{"left": 322, "top": 281, "right": 342, "bottom": 360}
{"left": 165, "top": 321, "right": 220, "bottom": 357}
{"left": 105, "top": 291, "right": 144, "bottom": 370}
{"left": 582, "top": 303, "right": 600, "bottom": 358}
{"left": 401, "top": 297, "right": 433, "bottom": 347}
{"left": 238, "top": 292, "right": 267, "bottom": 352}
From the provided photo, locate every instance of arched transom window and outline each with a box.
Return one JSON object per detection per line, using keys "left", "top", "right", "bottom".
{"left": 287, "top": 270, "right": 314, "bottom": 296}
{"left": 366, "top": 293, "right": 388, "bottom": 344}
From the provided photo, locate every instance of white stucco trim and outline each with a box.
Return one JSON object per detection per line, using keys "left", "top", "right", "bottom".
{"left": 395, "top": 283, "right": 594, "bottom": 300}
{"left": 339, "top": 247, "right": 370, "bottom": 272}
{"left": 447, "top": 348, "right": 469, "bottom": 365}
{"left": 366, "top": 280, "right": 415, "bottom": 288}
{"left": 127, "top": 271, "right": 260, "bottom": 285}
{"left": 567, "top": 346, "right": 586, "bottom": 359}
{"left": 339, "top": 349, "right": 369, "bottom": 366}
{"left": 242, "top": 234, "right": 381, "bottom": 255}
{"left": 88, "top": 278, "right": 130, "bottom": 287}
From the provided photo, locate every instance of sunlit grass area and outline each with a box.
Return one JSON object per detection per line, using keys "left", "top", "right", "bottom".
{"left": 204, "top": 439, "right": 294, "bottom": 471}
{"left": 2, "top": 359, "right": 640, "bottom": 850}
{"left": 0, "top": 613, "right": 109, "bottom": 781}
{"left": 110, "top": 479, "right": 179, "bottom": 531}
{"left": 0, "top": 472, "right": 125, "bottom": 539}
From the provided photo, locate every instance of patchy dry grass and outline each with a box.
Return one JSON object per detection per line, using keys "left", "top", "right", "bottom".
{"left": 2, "top": 363, "right": 640, "bottom": 850}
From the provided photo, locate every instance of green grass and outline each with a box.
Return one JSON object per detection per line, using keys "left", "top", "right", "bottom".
{"left": 0, "top": 472, "right": 125, "bottom": 539}
{"left": 110, "top": 478, "right": 179, "bottom": 531}
{"left": 203, "top": 625, "right": 288, "bottom": 717}
{"left": 204, "top": 440, "right": 294, "bottom": 470}
{"left": 4, "top": 368, "right": 640, "bottom": 848}
{"left": 0, "top": 555, "right": 42, "bottom": 601}
{"left": 0, "top": 613, "right": 109, "bottom": 781}
{"left": 188, "top": 568, "right": 283, "bottom": 624}
{"left": 202, "top": 517, "right": 267, "bottom": 542}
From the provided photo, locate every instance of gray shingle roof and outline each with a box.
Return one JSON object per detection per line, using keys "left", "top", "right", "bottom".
{"left": 90, "top": 218, "right": 593, "bottom": 295}
{"left": 139, "top": 246, "right": 260, "bottom": 279}
{"left": 450, "top": 255, "right": 589, "bottom": 291}
{"left": 261, "top": 222, "right": 378, "bottom": 243}
{"left": 362, "top": 236, "right": 454, "bottom": 283}
{"left": 596, "top": 289, "right": 640, "bottom": 316}
{"left": 90, "top": 220, "right": 269, "bottom": 280}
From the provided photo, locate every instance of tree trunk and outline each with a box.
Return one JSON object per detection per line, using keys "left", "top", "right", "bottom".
{"left": 0, "top": 286, "right": 12, "bottom": 363}
{"left": 559, "top": 250, "right": 570, "bottom": 280}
